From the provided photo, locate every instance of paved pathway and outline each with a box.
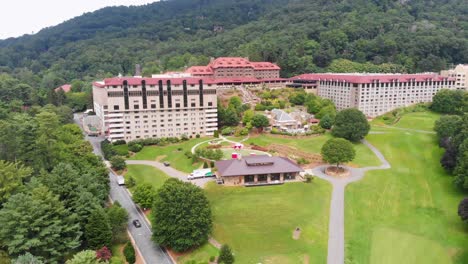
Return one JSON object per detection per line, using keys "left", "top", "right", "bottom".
{"left": 305, "top": 139, "right": 391, "bottom": 264}
{"left": 126, "top": 160, "right": 215, "bottom": 188}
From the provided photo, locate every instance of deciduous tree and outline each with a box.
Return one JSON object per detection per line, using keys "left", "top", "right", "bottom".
{"left": 321, "top": 138, "right": 356, "bottom": 168}
{"left": 0, "top": 161, "right": 32, "bottom": 205}
{"left": 152, "top": 179, "right": 212, "bottom": 252}
{"left": 332, "top": 108, "right": 370, "bottom": 142}
{"left": 251, "top": 114, "right": 269, "bottom": 132}
{"left": 133, "top": 183, "right": 157, "bottom": 210}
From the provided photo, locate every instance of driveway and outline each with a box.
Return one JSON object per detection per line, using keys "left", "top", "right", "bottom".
{"left": 74, "top": 114, "right": 173, "bottom": 264}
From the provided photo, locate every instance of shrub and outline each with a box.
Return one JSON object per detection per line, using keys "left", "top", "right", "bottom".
{"left": 113, "top": 140, "right": 126, "bottom": 145}
{"left": 209, "top": 256, "right": 216, "bottom": 262}
{"left": 127, "top": 176, "right": 136, "bottom": 188}
{"left": 210, "top": 161, "right": 215, "bottom": 168}
{"left": 218, "top": 244, "right": 234, "bottom": 264}
{"left": 184, "top": 151, "right": 193, "bottom": 159}
{"left": 196, "top": 134, "right": 201, "bottom": 138}
{"left": 221, "top": 127, "right": 234, "bottom": 135}
{"left": 128, "top": 143, "right": 143, "bottom": 153}
{"left": 213, "top": 130, "right": 219, "bottom": 138}
{"left": 101, "top": 140, "right": 116, "bottom": 160}
{"left": 110, "top": 156, "right": 126, "bottom": 171}
{"left": 304, "top": 174, "right": 314, "bottom": 183}
{"left": 203, "top": 162, "right": 208, "bottom": 168}
{"left": 123, "top": 242, "right": 136, "bottom": 264}
{"left": 296, "top": 157, "right": 308, "bottom": 165}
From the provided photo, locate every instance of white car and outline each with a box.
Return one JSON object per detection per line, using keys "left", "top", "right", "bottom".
{"left": 187, "top": 169, "right": 213, "bottom": 180}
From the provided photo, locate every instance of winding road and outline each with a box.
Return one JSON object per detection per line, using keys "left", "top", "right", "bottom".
{"left": 306, "top": 139, "right": 391, "bottom": 264}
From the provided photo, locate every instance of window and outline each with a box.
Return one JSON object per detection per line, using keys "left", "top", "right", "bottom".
{"left": 134, "top": 105, "right": 139, "bottom": 109}
{"left": 151, "top": 104, "right": 156, "bottom": 109}
{"left": 113, "top": 105, "right": 119, "bottom": 110}
{"left": 191, "top": 103, "right": 196, "bottom": 107}
{"left": 208, "top": 102, "right": 213, "bottom": 106}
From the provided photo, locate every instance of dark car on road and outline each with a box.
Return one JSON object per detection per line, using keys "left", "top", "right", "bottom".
{"left": 163, "top": 161, "right": 170, "bottom": 167}
{"left": 133, "top": 219, "right": 142, "bottom": 228}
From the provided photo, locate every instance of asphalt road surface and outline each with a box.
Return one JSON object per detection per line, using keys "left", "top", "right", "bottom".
{"left": 74, "top": 114, "right": 173, "bottom": 264}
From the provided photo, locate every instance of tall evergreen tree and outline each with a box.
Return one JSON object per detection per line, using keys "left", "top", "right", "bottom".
{"left": 85, "top": 208, "right": 112, "bottom": 249}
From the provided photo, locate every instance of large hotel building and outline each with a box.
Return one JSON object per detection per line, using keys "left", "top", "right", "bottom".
{"left": 186, "top": 57, "right": 280, "bottom": 79}
{"left": 292, "top": 73, "right": 455, "bottom": 117}
{"left": 93, "top": 77, "right": 218, "bottom": 142}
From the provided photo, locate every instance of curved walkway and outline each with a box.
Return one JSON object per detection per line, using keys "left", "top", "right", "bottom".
{"left": 305, "top": 139, "right": 391, "bottom": 264}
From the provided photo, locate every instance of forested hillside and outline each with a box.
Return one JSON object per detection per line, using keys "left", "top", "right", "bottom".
{"left": 0, "top": 0, "right": 467, "bottom": 91}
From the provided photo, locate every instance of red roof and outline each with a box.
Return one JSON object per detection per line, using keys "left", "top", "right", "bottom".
{"left": 54, "top": 84, "right": 72, "bottom": 93}
{"left": 290, "top": 73, "right": 454, "bottom": 84}
{"left": 185, "top": 66, "right": 213, "bottom": 75}
{"left": 94, "top": 76, "right": 292, "bottom": 88}
{"left": 208, "top": 57, "right": 252, "bottom": 69}
{"left": 251, "top": 62, "right": 280, "bottom": 70}
{"left": 95, "top": 77, "right": 217, "bottom": 87}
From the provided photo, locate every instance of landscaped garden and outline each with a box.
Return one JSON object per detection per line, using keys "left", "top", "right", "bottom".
{"left": 129, "top": 137, "right": 208, "bottom": 173}
{"left": 345, "top": 111, "right": 468, "bottom": 264}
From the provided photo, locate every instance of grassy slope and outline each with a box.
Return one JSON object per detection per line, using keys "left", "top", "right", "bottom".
{"left": 245, "top": 133, "right": 380, "bottom": 167}
{"left": 205, "top": 180, "right": 331, "bottom": 264}
{"left": 345, "top": 112, "right": 468, "bottom": 264}
{"left": 393, "top": 111, "right": 440, "bottom": 131}
{"left": 177, "top": 243, "right": 220, "bottom": 264}
{"left": 125, "top": 164, "right": 170, "bottom": 191}
{"left": 129, "top": 138, "right": 208, "bottom": 173}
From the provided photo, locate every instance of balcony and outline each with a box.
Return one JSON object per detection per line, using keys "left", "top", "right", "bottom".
{"left": 109, "top": 128, "right": 124, "bottom": 133}
{"left": 205, "top": 113, "right": 217, "bottom": 118}
{"left": 107, "top": 113, "right": 123, "bottom": 118}
{"left": 205, "top": 109, "right": 217, "bottom": 113}
{"left": 109, "top": 123, "right": 124, "bottom": 128}
{"left": 108, "top": 133, "right": 124, "bottom": 139}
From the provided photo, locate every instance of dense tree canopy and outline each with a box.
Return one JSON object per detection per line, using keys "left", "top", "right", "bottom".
{"left": 133, "top": 183, "right": 157, "bottom": 209}
{"left": 431, "top": 90, "right": 465, "bottom": 114}
{"left": 152, "top": 178, "right": 212, "bottom": 252}
{"left": 0, "top": 182, "right": 82, "bottom": 262}
{"left": 332, "top": 108, "right": 370, "bottom": 142}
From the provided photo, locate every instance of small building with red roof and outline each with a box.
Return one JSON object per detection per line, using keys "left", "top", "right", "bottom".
{"left": 54, "top": 84, "right": 72, "bottom": 93}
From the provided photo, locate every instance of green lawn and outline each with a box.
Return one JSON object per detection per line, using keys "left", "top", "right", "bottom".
{"left": 129, "top": 138, "right": 208, "bottom": 173}
{"left": 245, "top": 133, "right": 381, "bottom": 167}
{"left": 203, "top": 180, "right": 332, "bottom": 264}
{"left": 345, "top": 111, "right": 468, "bottom": 264}
{"left": 392, "top": 111, "right": 440, "bottom": 131}
{"left": 125, "top": 164, "right": 170, "bottom": 191}
{"left": 177, "top": 243, "right": 219, "bottom": 264}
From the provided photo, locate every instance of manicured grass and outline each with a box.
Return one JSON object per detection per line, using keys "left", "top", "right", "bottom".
{"left": 129, "top": 138, "right": 208, "bottom": 173}
{"left": 177, "top": 243, "right": 219, "bottom": 264}
{"left": 204, "top": 180, "right": 332, "bottom": 264}
{"left": 393, "top": 111, "right": 440, "bottom": 131}
{"left": 345, "top": 111, "right": 468, "bottom": 264}
{"left": 125, "top": 164, "right": 170, "bottom": 191}
{"left": 245, "top": 133, "right": 381, "bottom": 167}
{"left": 113, "top": 144, "right": 129, "bottom": 154}
{"left": 369, "top": 228, "right": 451, "bottom": 264}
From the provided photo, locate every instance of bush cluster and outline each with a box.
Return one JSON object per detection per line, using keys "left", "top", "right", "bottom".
{"left": 194, "top": 148, "right": 224, "bottom": 161}
{"left": 123, "top": 242, "right": 136, "bottom": 264}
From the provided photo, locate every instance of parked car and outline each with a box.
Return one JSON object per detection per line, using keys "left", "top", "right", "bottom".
{"left": 163, "top": 161, "right": 170, "bottom": 167}
{"left": 187, "top": 168, "right": 213, "bottom": 180}
{"left": 132, "top": 219, "right": 141, "bottom": 228}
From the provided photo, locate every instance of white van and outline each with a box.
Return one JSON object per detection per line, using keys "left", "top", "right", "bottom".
{"left": 187, "top": 169, "right": 213, "bottom": 180}
{"left": 116, "top": 176, "right": 125, "bottom": 186}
